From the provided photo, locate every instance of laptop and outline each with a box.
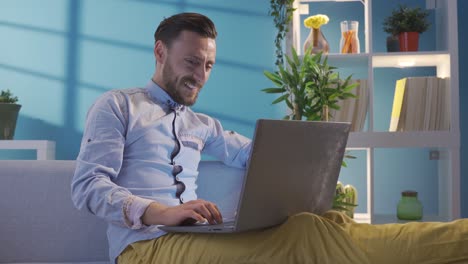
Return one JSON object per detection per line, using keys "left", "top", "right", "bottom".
{"left": 159, "top": 119, "right": 350, "bottom": 233}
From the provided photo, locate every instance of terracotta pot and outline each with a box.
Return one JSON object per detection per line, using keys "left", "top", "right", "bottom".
{"left": 398, "top": 32, "right": 419, "bottom": 52}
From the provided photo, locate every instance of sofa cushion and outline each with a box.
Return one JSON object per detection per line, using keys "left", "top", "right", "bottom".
{"left": 0, "top": 160, "right": 109, "bottom": 263}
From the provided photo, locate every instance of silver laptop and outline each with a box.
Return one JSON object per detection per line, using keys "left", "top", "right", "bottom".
{"left": 159, "top": 119, "right": 350, "bottom": 233}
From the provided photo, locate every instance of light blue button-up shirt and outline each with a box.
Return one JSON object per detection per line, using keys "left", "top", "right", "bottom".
{"left": 71, "top": 80, "right": 252, "bottom": 263}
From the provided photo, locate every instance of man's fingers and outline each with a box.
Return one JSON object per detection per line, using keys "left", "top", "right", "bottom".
{"left": 185, "top": 199, "right": 222, "bottom": 224}
{"left": 205, "top": 203, "right": 223, "bottom": 224}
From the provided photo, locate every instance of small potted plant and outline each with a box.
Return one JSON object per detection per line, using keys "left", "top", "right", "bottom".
{"left": 0, "top": 89, "right": 21, "bottom": 140}
{"left": 383, "top": 5, "right": 430, "bottom": 52}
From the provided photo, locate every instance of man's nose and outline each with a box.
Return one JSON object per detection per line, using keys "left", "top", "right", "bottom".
{"left": 192, "top": 65, "right": 207, "bottom": 84}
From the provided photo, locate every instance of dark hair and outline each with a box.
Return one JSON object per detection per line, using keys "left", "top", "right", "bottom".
{"left": 154, "top": 13, "right": 217, "bottom": 46}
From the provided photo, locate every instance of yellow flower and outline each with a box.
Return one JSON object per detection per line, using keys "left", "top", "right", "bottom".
{"left": 304, "top": 14, "right": 329, "bottom": 29}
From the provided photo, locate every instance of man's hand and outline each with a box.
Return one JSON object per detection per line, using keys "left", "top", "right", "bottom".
{"left": 141, "top": 199, "right": 223, "bottom": 226}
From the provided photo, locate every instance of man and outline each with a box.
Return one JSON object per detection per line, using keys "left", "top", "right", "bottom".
{"left": 72, "top": 12, "right": 253, "bottom": 263}
{"left": 72, "top": 12, "right": 468, "bottom": 264}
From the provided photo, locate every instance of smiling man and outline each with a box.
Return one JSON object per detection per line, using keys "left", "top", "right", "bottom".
{"left": 71, "top": 13, "right": 252, "bottom": 263}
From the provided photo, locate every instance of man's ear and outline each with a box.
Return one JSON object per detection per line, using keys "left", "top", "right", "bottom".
{"left": 154, "top": 40, "right": 166, "bottom": 64}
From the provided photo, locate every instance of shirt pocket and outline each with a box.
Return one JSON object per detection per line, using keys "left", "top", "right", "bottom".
{"left": 179, "top": 133, "right": 205, "bottom": 151}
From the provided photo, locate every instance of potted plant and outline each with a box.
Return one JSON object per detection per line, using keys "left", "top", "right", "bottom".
{"left": 262, "top": 47, "right": 357, "bottom": 122}
{"left": 0, "top": 89, "right": 21, "bottom": 140}
{"left": 383, "top": 5, "right": 430, "bottom": 52}
{"left": 262, "top": 47, "right": 358, "bottom": 215}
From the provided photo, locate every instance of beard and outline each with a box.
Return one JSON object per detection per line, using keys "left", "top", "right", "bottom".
{"left": 161, "top": 60, "right": 202, "bottom": 106}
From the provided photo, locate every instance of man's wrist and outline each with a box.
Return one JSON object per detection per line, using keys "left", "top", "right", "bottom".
{"left": 141, "top": 201, "right": 168, "bottom": 226}
{"left": 125, "top": 196, "right": 155, "bottom": 229}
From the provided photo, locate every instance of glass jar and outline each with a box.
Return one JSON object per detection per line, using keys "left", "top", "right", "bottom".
{"left": 397, "top": 190, "right": 423, "bottom": 220}
{"left": 340, "top": 21, "right": 360, "bottom": 54}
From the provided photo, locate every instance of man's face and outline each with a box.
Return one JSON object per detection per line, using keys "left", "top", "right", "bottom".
{"left": 159, "top": 30, "right": 216, "bottom": 106}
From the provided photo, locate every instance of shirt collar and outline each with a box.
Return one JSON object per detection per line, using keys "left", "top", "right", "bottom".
{"left": 146, "top": 80, "right": 186, "bottom": 111}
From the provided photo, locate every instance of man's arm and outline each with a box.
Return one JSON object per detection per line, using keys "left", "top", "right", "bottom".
{"left": 201, "top": 115, "right": 252, "bottom": 168}
{"left": 71, "top": 91, "right": 224, "bottom": 227}
{"left": 71, "top": 91, "right": 147, "bottom": 228}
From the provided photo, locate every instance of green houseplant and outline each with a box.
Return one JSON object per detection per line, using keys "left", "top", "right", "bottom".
{"left": 262, "top": 47, "right": 357, "bottom": 122}
{"left": 383, "top": 5, "right": 430, "bottom": 52}
{"left": 0, "top": 89, "right": 21, "bottom": 140}
{"left": 262, "top": 47, "right": 358, "bottom": 214}
{"left": 269, "top": 0, "right": 296, "bottom": 66}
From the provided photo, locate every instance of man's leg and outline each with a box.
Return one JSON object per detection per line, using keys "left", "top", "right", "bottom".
{"left": 323, "top": 211, "right": 468, "bottom": 264}
{"left": 119, "top": 211, "right": 468, "bottom": 264}
{"left": 118, "top": 212, "right": 369, "bottom": 264}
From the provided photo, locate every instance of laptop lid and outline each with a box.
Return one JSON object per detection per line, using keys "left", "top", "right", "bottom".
{"left": 234, "top": 119, "right": 350, "bottom": 232}
{"left": 159, "top": 119, "right": 350, "bottom": 233}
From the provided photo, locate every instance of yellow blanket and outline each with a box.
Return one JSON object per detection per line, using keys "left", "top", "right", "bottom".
{"left": 119, "top": 211, "right": 468, "bottom": 264}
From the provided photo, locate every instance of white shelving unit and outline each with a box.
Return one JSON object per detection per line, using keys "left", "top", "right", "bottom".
{"left": 289, "top": 0, "right": 459, "bottom": 223}
{"left": 0, "top": 140, "right": 56, "bottom": 160}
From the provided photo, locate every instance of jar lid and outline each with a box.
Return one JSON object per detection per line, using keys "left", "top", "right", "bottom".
{"left": 402, "top": 190, "right": 418, "bottom": 197}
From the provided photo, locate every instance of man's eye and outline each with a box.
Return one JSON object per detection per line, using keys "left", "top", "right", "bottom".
{"left": 186, "top": 59, "right": 198, "bottom": 65}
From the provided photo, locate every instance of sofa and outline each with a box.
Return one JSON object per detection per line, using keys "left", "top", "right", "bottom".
{"left": 0, "top": 160, "right": 245, "bottom": 264}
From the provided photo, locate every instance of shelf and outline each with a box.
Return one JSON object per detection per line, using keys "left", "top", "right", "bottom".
{"left": 0, "top": 140, "right": 56, "bottom": 160}
{"left": 372, "top": 52, "right": 450, "bottom": 77}
{"left": 326, "top": 53, "right": 369, "bottom": 68}
{"left": 291, "top": 0, "right": 459, "bottom": 222}
{"left": 347, "top": 131, "right": 458, "bottom": 149}
{"left": 354, "top": 213, "right": 454, "bottom": 224}
{"left": 354, "top": 213, "right": 371, "bottom": 223}
{"left": 371, "top": 214, "right": 453, "bottom": 224}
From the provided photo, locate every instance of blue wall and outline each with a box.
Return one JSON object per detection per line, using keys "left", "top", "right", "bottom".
{"left": 0, "top": 0, "right": 466, "bottom": 216}
{"left": 0, "top": 0, "right": 283, "bottom": 159}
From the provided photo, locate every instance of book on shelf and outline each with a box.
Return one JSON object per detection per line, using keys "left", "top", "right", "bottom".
{"left": 330, "top": 79, "right": 368, "bottom": 132}
{"left": 389, "top": 76, "right": 450, "bottom": 132}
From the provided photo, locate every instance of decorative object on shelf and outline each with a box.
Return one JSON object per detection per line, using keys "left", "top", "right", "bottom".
{"left": 303, "top": 14, "right": 330, "bottom": 55}
{"left": 334, "top": 182, "right": 358, "bottom": 218}
{"left": 329, "top": 79, "right": 369, "bottom": 132}
{"left": 0, "top": 89, "right": 21, "bottom": 140}
{"left": 269, "top": 0, "right": 296, "bottom": 66}
{"left": 383, "top": 5, "right": 430, "bottom": 52}
{"left": 397, "top": 190, "right": 423, "bottom": 220}
{"left": 340, "top": 21, "right": 360, "bottom": 54}
{"left": 389, "top": 77, "right": 450, "bottom": 132}
{"left": 386, "top": 35, "right": 400, "bottom": 52}
{"left": 262, "top": 47, "right": 357, "bottom": 122}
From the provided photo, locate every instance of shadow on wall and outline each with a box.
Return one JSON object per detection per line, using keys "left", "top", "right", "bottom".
{"left": 13, "top": 115, "right": 82, "bottom": 160}
{"left": 0, "top": 0, "right": 277, "bottom": 159}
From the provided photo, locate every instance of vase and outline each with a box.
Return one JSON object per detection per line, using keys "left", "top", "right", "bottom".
{"left": 397, "top": 190, "right": 423, "bottom": 220}
{"left": 340, "top": 21, "right": 360, "bottom": 54}
{"left": 399, "top": 32, "right": 419, "bottom": 52}
{"left": 0, "top": 103, "right": 21, "bottom": 140}
{"left": 303, "top": 27, "right": 329, "bottom": 55}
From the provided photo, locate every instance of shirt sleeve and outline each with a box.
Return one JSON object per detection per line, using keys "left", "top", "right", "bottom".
{"left": 71, "top": 91, "right": 149, "bottom": 228}
{"left": 125, "top": 195, "right": 155, "bottom": 229}
{"left": 202, "top": 117, "right": 252, "bottom": 168}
